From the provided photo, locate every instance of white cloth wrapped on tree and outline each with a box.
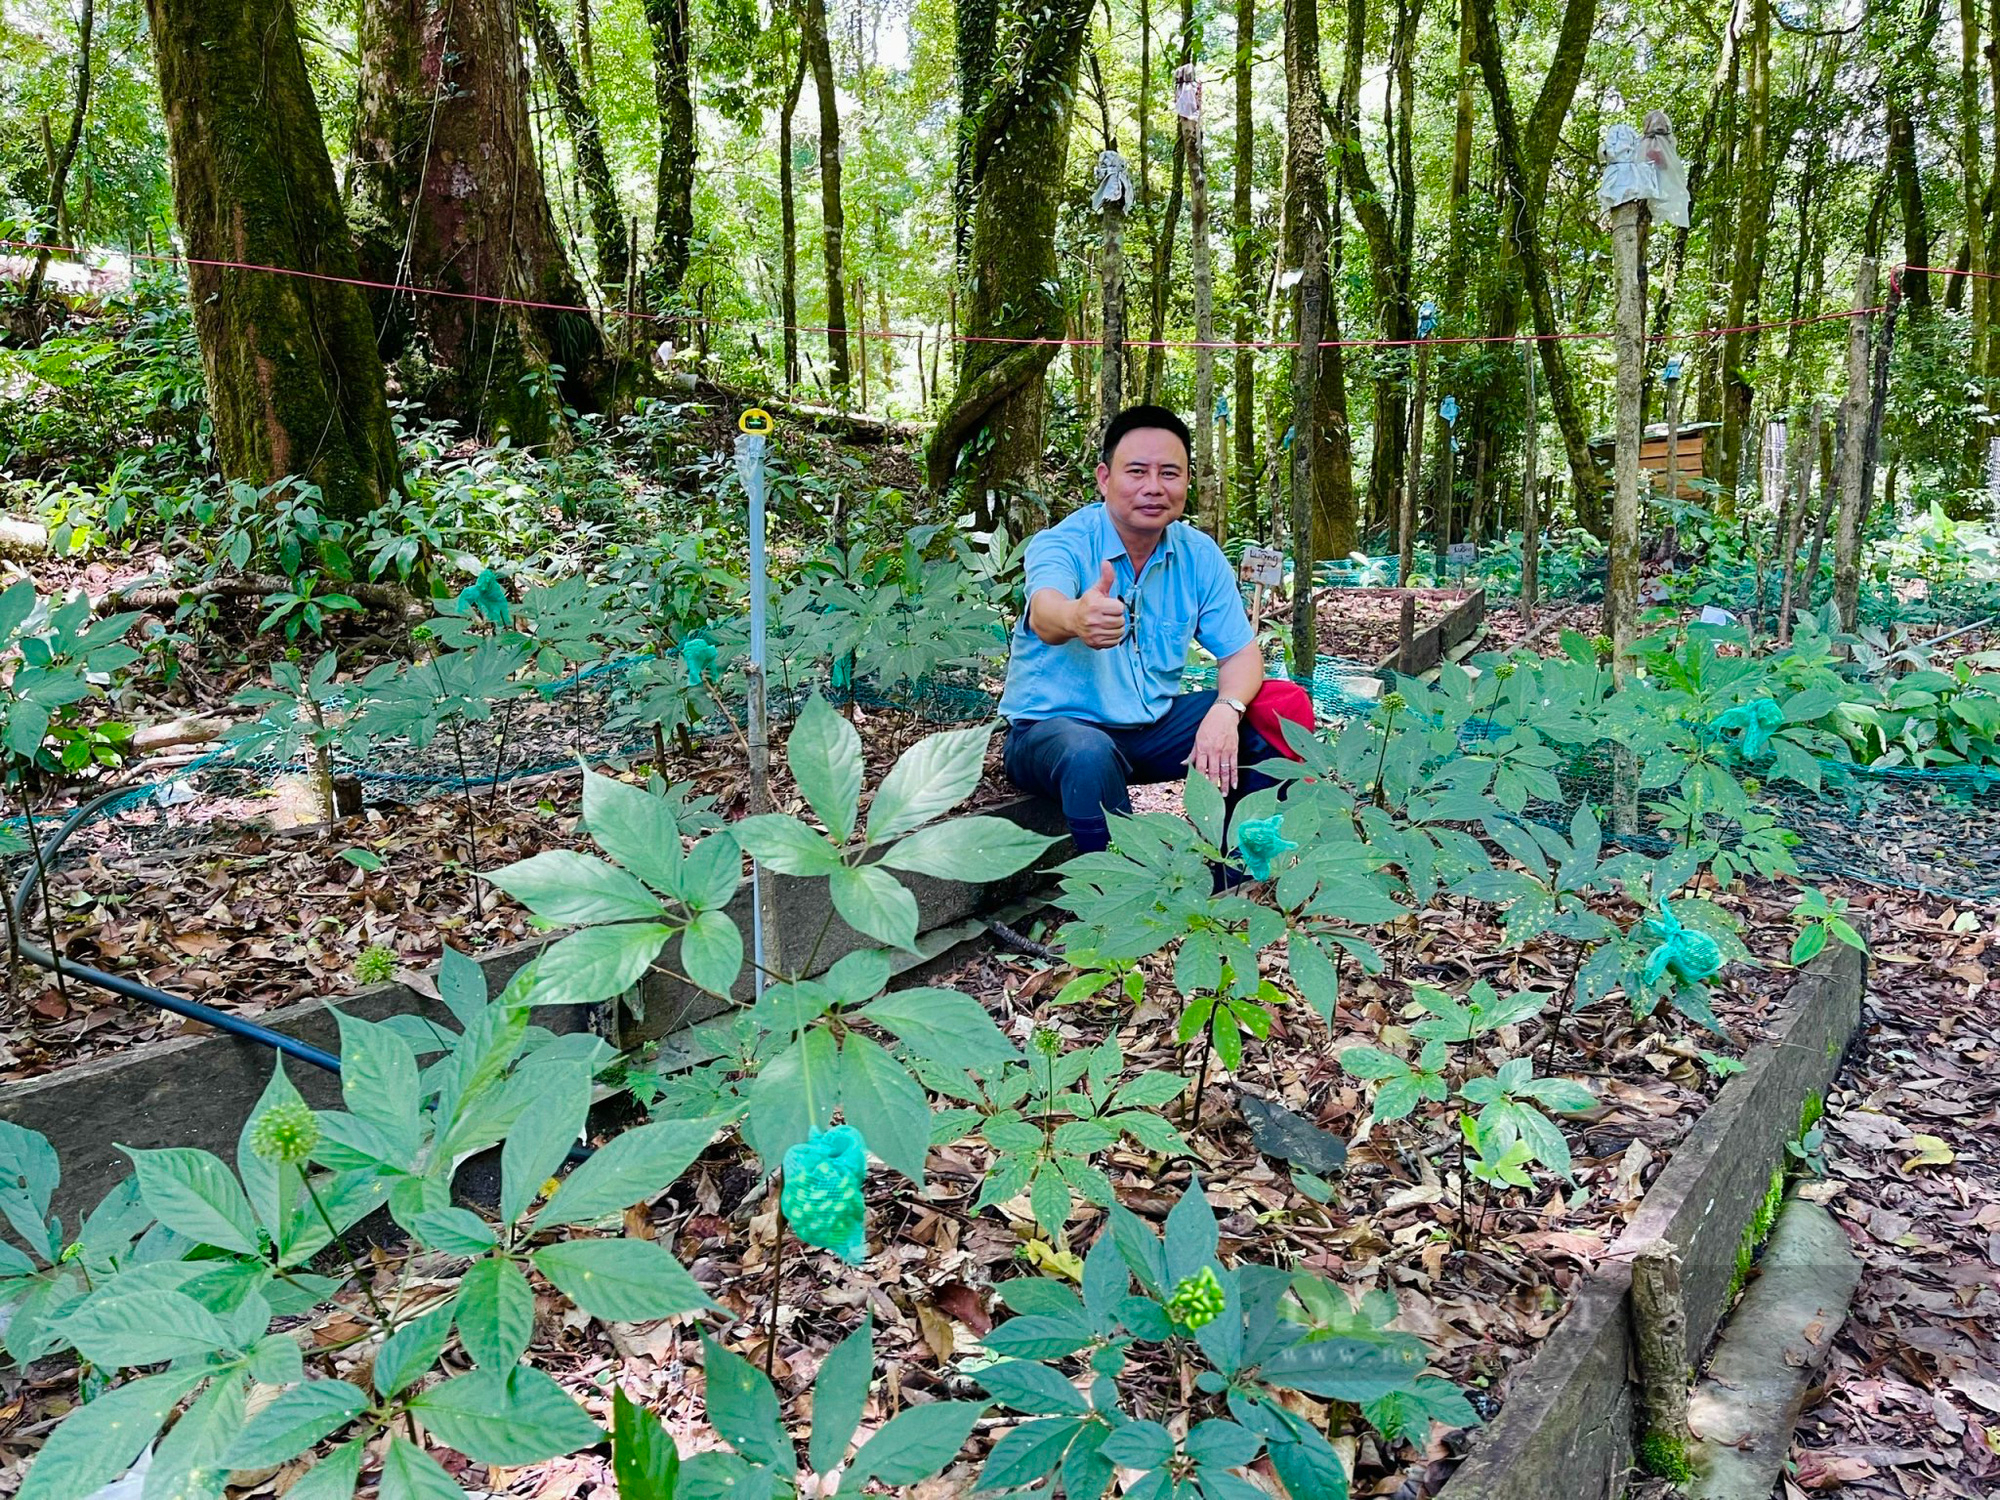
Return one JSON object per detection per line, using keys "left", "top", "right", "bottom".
{"left": 1596, "top": 122, "right": 1655, "bottom": 215}
{"left": 1173, "top": 64, "right": 1201, "bottom": 120}
{"left": 1642, "top": 110, "right": 1690, "bottom": 228}
{"left": 1092, "top": 150, "right": 1132, "bottom": 212}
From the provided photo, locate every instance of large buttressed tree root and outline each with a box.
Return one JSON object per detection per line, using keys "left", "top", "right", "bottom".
{"left": 352, "top": 0, "right": 613, "bottom": 444}
{"left": 145, "top": 0, "right": 399, "bottom": 520}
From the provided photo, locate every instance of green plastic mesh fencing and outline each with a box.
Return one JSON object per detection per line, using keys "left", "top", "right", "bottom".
{"left": 17, "top": 625, "right": 2000, "bottom": 919}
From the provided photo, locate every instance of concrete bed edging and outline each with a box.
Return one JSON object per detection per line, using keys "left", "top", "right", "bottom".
{"left": 1434, "top": 939, "right": 1867, "bottom": 1500}
{"left": 0, "top": 794, "right": 1070, "bottom": 1230}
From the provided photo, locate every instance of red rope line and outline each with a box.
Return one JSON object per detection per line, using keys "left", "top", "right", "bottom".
{"left": 0, "top": 236, "right": 1913, "bottom": 353}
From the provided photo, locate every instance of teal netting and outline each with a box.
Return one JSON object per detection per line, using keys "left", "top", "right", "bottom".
{"left": 17, "top": 613, "right": 2000, "bottom": 912}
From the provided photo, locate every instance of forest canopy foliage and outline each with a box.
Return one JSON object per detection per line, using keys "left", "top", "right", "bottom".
{"left": 2, "top": 0, "right": 1995, "bottom": 540}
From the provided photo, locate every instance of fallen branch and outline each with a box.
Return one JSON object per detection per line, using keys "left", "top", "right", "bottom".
{"left": 96, "top": 575, "right": 426, "bottom": 622}
{"left": 128, "top": 715, "right": 234, "bottom": 755}
{"left": 691, "top": 377, "right": 923, "bottom": 444}
{"left": 1509, "top": 601, "right": 1585, "bottom": 653}
{"left": 0, "top": 517, "right": 49, "bottom": 560}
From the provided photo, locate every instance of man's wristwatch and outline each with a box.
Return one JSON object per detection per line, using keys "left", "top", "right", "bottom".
{"left": 1218, "top": 697, "right": 1247, "bottom": 716}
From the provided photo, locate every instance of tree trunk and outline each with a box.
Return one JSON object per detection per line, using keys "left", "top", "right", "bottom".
{"left": 780, "top": 32, "right": 807, "bottom": 389}
{"left": 1962, "top": 0, "right": 1989, "bottom": 377}
{"left": 926, "top": 0, "right": 1094, "bottom": 516}
{"left": 1233, "top": 0, "right": 1257, "bottom": 523}
{"left": 802, "top": 0, "right": 851, "bottom": 397}
{"left": 1834, "top": 260, "right": 1878, "bottom": 631}
{"left": 1144, "top": 0, "right": 1195, "bottom": 404}
{"left": 954, "top": 0, "right": 999, "bottom": 270}
{"left": 645, "top": 0, "right": 695, "bottom": 304}
{"left": 148, "top": 0, "right": 396, "bottom": 519}
{"left": 21, "top": 0, "right": 92, "bottom": 319}
{"left": 576, "top": 0, "right": 594, "bottom": 83}
{"left": 522, "top": 0, "right": 627, "bottom": 290}
{"left": 1442, "top": 0, "right": 1475, "bottom": 317}
{"left": 353, "top": 0, "right": 608, "bottom": 443}
{"left": 1301, "top": 0, "right": 1356, "bottom": 562}
{"left": 1186, "top": 92, "right": 1221, "bottom": 540}
{"left": 1469, "top": 1, "right": 1608, "bottom": 533}
{"left": 1886, "top": 5, "right": 1939, "bottom": 313}
{"left": 1336, "top": 0, "right": 1414, "bottom": 530}
{"left": 1718, "top": 0, "right": 1771, "bottom": 512}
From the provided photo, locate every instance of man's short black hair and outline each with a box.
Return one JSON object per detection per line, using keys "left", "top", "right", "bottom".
{"left": 1100, "top": 403, "right": 1193, "bottom": 466}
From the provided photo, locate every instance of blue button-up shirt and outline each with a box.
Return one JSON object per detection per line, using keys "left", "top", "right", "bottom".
{"left": 998, "top": 503, "right": 1254, "bottom": 726}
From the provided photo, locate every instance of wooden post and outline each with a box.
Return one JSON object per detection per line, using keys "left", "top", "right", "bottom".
{"left": 1777, "top": 401, "right": 1816, "bottom": 644}
{"left": 1289, "top": 226, "right": 1326, "bottom": 681}
{"left": 1607, "top": 197, "right": 1647, "bottom": 835}
{"left": 1217, "top": 403, "right": 1232, "bottom": 532}
{"left": 853, "top": 275, "right": 869, "bottom": 411}
{"left": 1661, "top": 359, "right": 1682, "bottom": 555}
{"left": 1804, "top": 414, "right": 1836, "bottom": 606}
{"left": 1435, "top": 408, "right": 1455, "bottom": 576}
{"left": 1833, "top": 259, "right": 1878, "bottom": 632}
{"left": 1398, "top": 594, "right": 1416, "bottom": 674}
{"left": 1097, "top": 151, "right": 1129, "bottom": 444}
{"left": 1521, "top": 339, "right": 1539, "bottom": 622}
{"left": 1631, "top": 1240, "right": 1692, "bottom": 1474}
{"left": 623, "top": 219, "right": 641, "bottom": 358}
{"left": 1400, "top": 340, "right": 1431, "bottom": 586}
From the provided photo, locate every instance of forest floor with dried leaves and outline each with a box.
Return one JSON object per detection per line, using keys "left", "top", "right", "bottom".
{"left": 4, "top": 861, "right": 1983, "bottom": 1500}
{"left": 0, "top": 696, "right": 1011, "bottom": 1078}
{"left": 1777, "top": 904, "right": 2000, "bottom": 1499}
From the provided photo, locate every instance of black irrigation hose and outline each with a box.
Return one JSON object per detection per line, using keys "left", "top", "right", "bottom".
{"left": 10, "top": 773, "right": 599, "bottom": 1162}
{"left": 10, "top": 776, "right": 346, "bottom": 1073}
{"left": 15, "top": 937, "right": 345, "bottom": 1073}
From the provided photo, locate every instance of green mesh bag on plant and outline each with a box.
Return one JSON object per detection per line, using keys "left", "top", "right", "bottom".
{"left": 1641, "top": 906, "right": 1723, "bottom": 987}
{"left": 781, "top": 1125, "right": 869, "bottom": 1264}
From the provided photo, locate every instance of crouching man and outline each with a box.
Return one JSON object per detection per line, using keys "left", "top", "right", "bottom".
{"left": 998, "top": 404, "right": 1276, "bottom": 853}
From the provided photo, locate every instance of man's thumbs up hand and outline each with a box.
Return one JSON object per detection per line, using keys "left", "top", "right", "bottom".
{"left": 1073, "top": 560, "right": 1128, "bottom": 649}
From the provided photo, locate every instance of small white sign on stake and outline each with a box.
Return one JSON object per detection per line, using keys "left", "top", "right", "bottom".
{"left": 1239, "top": 546, "right": 1283, "bottom": 588}
{"left": 1447, "top": 542, "right": 1478, "bottom": 566}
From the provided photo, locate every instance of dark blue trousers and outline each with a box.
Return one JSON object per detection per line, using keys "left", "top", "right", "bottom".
{"left": 1002, "top": 689, "right": 1277, "bottom": 854}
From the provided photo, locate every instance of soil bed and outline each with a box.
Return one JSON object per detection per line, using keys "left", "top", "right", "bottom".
{"left": 1474, "top": 601, "right": 1604, "bottom": 656}
{"left": 1312, "top": 588, "right": 1469, "bottom": 663}
{"left": 0, "top": 869, "right": 1897, "bottom": 1500}
{"left": 583, "top": 866, "right": 1861, "bottom": 1497}
{"left": 3, "top": 700, "right": 1011, "bottom": 1079}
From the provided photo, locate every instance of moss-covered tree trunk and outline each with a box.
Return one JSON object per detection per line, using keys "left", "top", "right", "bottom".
{"left": 1289, "top": 0, "right": 1356, "bottom": 565}
{"left": 145, "top": 0, "right": 397, "bottom": 520}
{"left": 645, "top": 0, "right": 695, "bottom": 302}
{"left": 802, "top": 0, "right": 851, "bottom": 396}
{"left": 522, "top": 0, "right": 627, "bottom": 291}
{"left": 353, "top": 0, "right": 608, "bottom": 443}
{"left": 1717, "top": 0, "right": 1771, "bottom": 512}
{"left": 926, "top": 0, "right": 1094, "bottom": 523}
{"left": 953, "top": 0, "right": 1000, "bottom": 272}
{"left": 1470, "top": 0, "right": 1608, "bottom": 534}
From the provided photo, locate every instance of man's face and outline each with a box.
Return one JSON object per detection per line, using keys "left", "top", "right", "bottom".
{"left": 1096, "top": 425, "right": 1190, "bottom": 538}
